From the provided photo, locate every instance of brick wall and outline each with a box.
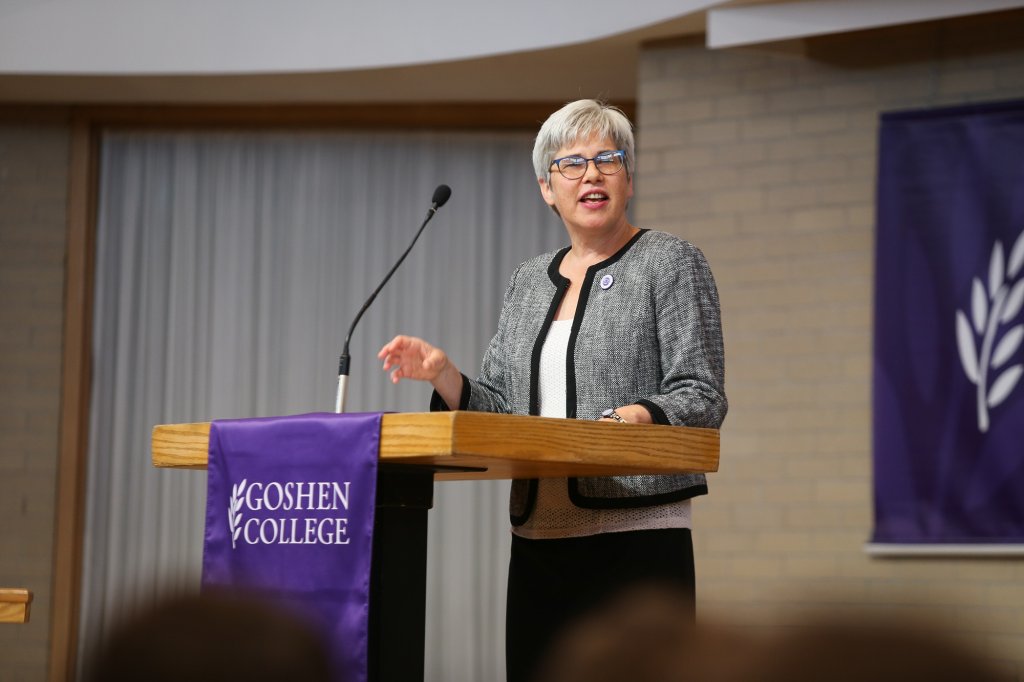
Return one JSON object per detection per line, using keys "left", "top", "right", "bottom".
{"left": 634, "top": 12, "right": 1024, "bottom": 675}
{"left": 0, "top": 123, "right": 70, "bottom": 681}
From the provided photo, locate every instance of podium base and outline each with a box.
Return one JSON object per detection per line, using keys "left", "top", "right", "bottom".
{"left": 369, "top": 467, "right": 434, "bottom": 682}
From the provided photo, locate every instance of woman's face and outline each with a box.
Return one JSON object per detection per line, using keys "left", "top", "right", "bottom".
{"left": 539, "top": 133, "right": 633, "bottom": 237}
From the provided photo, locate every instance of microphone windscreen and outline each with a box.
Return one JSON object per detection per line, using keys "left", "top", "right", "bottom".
{"left": 432, "top": 184, "right": 452, "bottom": 208}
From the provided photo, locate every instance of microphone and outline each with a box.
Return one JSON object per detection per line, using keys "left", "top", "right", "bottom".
{"left": 335, "top": 184, "right": 452, "bottom": 413}
{"left": 431, "top": 184, "right": 451, "bottom": 210}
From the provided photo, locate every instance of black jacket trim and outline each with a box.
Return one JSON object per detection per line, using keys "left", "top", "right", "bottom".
{"left": 546, "top": 246, "right": 571, "bottom": 284}
{"left": 510, "top": 480, "right": 538, "bottom": 527}
{"left": 566, "top": 482, "right": 709, "bottom": 509}
{"left": 514, "top": 251, "right": 571, "bottom": 525}
{"left": 531, "top": 275, "right": 569, "bottom": 417}
{"left": 594, "top": 228, "right": 647, "bottom": 268}
{"left": 564, "top": 273, "right": 592, "bottom": 419}
{"left": 635, "top": 398, "right": 669, "bottom": 425}
{"left": 429, "top": 372, "right": 472, "bottom": 412}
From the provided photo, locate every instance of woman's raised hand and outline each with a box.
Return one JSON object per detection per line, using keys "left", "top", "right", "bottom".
{"left": 378, "top": 335, "right": 450, "bottom": 384}
{"left": 379, "top": 335, "right": 465, "bottom": 409}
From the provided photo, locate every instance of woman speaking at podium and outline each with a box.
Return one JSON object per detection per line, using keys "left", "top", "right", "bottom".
{"left": 379, "top": 99, "right": 727, "bottom": 682}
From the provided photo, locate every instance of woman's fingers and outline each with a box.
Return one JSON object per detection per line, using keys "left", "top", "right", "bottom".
{"left": 378, "top": 335, "right": 411, "bottom": 361}
{"left": 378, "top": 335, "right": 445, "bottom": 382}
{"left": 379, "top": 336, "right": 416, "bottom": 370}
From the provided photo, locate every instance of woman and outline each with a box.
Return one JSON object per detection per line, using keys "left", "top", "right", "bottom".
{"left": 378, "top": 99, "right": 727, "bottom": 682}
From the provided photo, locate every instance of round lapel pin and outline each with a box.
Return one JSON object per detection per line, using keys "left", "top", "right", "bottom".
{"left": 599, "top": 274, "right": 614, "bottom": 290}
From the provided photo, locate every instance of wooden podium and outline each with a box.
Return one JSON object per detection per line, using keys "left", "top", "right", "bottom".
{"left": 0, "top": 589, "right": 32, "bottom": 624}
{"left": 152, "top": 411, "right": 719, "bottom": 682}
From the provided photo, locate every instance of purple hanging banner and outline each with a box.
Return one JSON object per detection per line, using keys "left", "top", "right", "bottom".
{"left": 873, "top": 100, "right": 1024, "bottom": 544}
{"left": 202, "top": 412, "right": 380, "bottom": 681}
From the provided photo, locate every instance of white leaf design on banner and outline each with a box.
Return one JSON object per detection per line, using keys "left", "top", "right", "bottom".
{"left": 956, "top": 311, "right": 979, "bottom": 382}
{"left": 989, "top": 241, "right": 1004, "bottom": 300}
{"left": 988, "top": 364, "right": 1023, "bottom": 408}
{"left": 971, "top": 277, "right": 988, "bottom": 333}
{"left": 1001, "top": 280, "right": 1024, "bottom": 323}
{"left": 228, "top": 478, "right": 248, "bottom": 549}
{"left": 992, "top": 325, "right": 1023, "bottom": 369}
{"left": 957, "top": 230, "right": 1024, "bottom": 433}
{"left": 1010, "top": 231, "right": 1024, "bottom": 279}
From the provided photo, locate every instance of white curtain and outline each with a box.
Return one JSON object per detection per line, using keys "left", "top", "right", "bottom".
{"left": 79, "top": 129, "right": 566, "bottom": 681}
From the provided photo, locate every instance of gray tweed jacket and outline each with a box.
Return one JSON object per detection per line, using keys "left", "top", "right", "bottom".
{"left": 431, "top": 229, "right": 727, "bottom": 525}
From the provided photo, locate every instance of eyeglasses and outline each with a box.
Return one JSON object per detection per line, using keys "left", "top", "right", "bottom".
{"left": 549, "top": 150, "right": 626, "bottom": 180}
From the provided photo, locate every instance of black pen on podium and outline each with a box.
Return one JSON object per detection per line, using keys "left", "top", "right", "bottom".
{"left": 335, "top": 184, "right": 452, "bottom": 413}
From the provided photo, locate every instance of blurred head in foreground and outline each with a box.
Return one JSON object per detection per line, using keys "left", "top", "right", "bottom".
{"left": 87, "top": 592, "right": 332, "bottom": 682}
{"left": 534, "top": 586, "right": 1005, "bottom": 682}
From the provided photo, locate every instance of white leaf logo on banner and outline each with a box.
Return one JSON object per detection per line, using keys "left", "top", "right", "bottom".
{"left": 228, "top": 478, "right": 247, "bottom": 549}
{"left": 956, "top": 230, "right": 1024, "bottom": 432}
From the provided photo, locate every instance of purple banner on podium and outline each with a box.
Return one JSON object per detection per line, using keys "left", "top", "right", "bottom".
{"left": 202, "top": 412, "right": 380, "bottom": 681}
{"left": 873, "top": 100, "right": 1024, "bottom": 544}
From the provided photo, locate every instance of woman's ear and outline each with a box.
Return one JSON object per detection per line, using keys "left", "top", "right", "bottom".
{"left": 538, "top": 176, "right": 556, "bottom": 207}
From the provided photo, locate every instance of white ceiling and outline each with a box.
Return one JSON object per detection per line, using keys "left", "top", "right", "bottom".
{"left": 0, "top": 9, "right": 708, "bottom": 104}
{"left": 0, "top": 0, "right": 720, "bottom": 74}
{"left": 0, "top": 0, "right": 1017, "bottom": 104}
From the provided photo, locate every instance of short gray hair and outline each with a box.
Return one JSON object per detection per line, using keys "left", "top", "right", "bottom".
{"left": 532, "top": 100, "right": 635, "bottom": 182}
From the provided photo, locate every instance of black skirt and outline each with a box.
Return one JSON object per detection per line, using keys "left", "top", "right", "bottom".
{"left": 505, "top": 528, "right": 695, "bottom": 682}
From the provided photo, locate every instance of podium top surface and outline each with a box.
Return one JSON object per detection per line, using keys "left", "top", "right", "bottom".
{"left": 152, "top": 411, "right": 719, "bottom": 482}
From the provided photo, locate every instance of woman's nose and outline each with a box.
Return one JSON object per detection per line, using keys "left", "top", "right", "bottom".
{"left": 582, "top": 158, "right": 603, "bottom": 181}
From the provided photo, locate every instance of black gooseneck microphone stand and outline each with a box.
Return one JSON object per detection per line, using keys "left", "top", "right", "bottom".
{"left": 334, "top": 184, "right": 452, "bottom": 413}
